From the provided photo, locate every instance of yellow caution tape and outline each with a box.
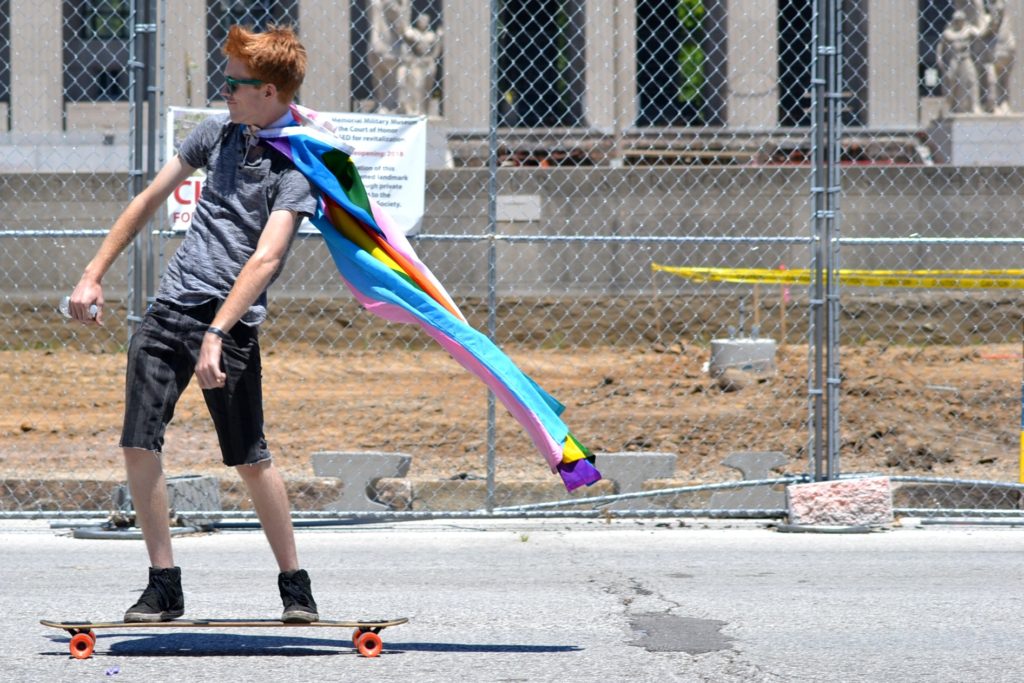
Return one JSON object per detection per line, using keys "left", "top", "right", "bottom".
{"left": 651, "top": 264, "right": 1024, "bottom": 289}
{"left": 1020, "top": 430, "right": 1024, "bottom": 484}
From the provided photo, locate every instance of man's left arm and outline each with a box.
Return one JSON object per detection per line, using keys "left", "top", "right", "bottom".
{"left": 194, "top": 208, "right": 299, "bottom": 389}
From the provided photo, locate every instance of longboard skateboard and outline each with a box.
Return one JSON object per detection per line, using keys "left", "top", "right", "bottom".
{"left": 41, "top": 617, "right": 408, "bottom": 659}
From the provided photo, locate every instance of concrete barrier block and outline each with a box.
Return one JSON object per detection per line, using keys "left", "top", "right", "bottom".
{"left": 311, "top": 451, "right": 412, "bottom": 511}
{"left": 596, "top": 452, "right": 677, "bottom": 509}
{"left": 709, "top": 451, "right": 788, "bottom": 510}
{"left": 114, "top": 474, "right": 221, "bottom": 512}
{"left": 113, "top": 474, "right": 221, "bottom": 525}
{"left": 787, "top": 477, "right": 893, "bottom": 527}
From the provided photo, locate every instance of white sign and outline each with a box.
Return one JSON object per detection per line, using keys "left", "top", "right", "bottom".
{"left": 165, "top": 107, "right": 427, "bottom": 235}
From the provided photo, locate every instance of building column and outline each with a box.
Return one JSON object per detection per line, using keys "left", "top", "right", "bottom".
{"left": 1006, "top": 0, "right": 1023, "bottom": 114}
{"left": 441, "top": 0, "right": 489, "bottom": 130}
{"left": 10, "top": 0, "right": 63, "bottom": 134}
{"left": 300, "top": 0, "right": 351, "bottom": 112}
{"left": 585, "top": 0, "right": 635, "bottom": 133}
{"left": 726, "top": 0, "right": 777, "bottom": 129}
{"left": 584, "top": 0, "right": 615, "bottom": 132}
{"left": 866, "top": 0, "right": 917, "bottom": 129}
{"left": 164, "top": 0, "right": 207, "bottom": 109}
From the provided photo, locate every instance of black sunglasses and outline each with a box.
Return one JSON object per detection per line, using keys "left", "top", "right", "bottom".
{"left": 224, "top": 75, "right": 264, "bottom": 94}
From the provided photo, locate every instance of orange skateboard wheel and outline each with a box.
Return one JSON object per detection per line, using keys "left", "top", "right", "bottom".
{"left": 69, "top": 632, "right": 95, "bottom": 659}
{"left": 355, "top": 630, "right": 383, "bottom": 658}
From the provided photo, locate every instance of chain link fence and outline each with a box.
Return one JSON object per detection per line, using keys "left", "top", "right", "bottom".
{"left": 2, "top": 0, "right": 1023, "bottom": 521}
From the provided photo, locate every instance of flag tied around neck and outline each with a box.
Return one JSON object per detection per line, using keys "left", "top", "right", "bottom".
{"left": 258, "top": 104, "right": 601, "bottom": 491}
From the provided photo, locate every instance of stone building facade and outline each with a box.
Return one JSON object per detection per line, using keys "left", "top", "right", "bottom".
{"left": 1, "top": 1, "right": 1021, "bottom": 167}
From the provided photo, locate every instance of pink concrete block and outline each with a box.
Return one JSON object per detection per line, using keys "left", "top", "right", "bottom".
{"left": 786, "top": 477, "right": 893, "bottom": 526}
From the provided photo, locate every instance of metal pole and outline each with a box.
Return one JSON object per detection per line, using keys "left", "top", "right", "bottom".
{"left": 144, "top": 0, "right": 160, "bottom": 306}
{"left": 485, "top": 1, "right": 500, "bottom": 511}
{"left": 809, "top": 0, "right": 844, "bottom": 481}
{"left": 127, "top": 0, "right": 147, "bottom": 333}
{"left": 156, "top": 0, "right": 168, "bottom": 283}
{"left": 808, "top": 0, "right": 827, "bottom": 481}
{"left": 825, "top": 0, "right": 844, "bottom": 480}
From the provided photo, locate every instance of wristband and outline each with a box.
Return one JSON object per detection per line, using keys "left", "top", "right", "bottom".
{"left": 206, "top": 325, "right": 231, "bottom": 341}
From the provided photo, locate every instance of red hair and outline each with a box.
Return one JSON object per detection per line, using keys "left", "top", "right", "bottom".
{"left": 223, "top": 25, "right": 307, "bottom": 103}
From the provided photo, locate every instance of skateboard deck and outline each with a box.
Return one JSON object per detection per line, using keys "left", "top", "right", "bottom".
{"left": 41, "top": 617, "right": 408, "bottom": 659}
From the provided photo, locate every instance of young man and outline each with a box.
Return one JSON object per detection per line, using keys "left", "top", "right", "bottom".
{"left": 67, "top": 25, "right": 319, "bottom": 623}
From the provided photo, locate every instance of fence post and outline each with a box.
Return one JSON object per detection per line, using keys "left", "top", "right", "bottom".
{"left": 824, "top": 0, "right": 843, "bottom": 481}
{"left": 808, "top": 0, "right": 844, "bottom": 481}
{"left": 128, "top": 0, "right": 159, "bottom": 335}
{"left": 485, "top": 0, "right": 500, "bottom": 512}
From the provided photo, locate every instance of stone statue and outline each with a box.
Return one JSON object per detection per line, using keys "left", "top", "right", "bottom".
{"left": 978, "top": 0, "right": 1016, "bottom": 114}
{"left": 960, "top": 0, "right": 987, "bottom": 25}
{"left": 398, "top": 13, "right": 444, "bottom": 116}
{"left": 939, "top": 1, "right": 1015, "bottom": 115}
{"left": 938, "top": 9, "right": 987, "bottom": 114}
{"left": 367, "top": 0, "right": 411, "bottom": 113}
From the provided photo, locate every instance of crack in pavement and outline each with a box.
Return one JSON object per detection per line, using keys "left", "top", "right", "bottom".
{"left": 602, "top": 574, "right": 734, "bottom": 655}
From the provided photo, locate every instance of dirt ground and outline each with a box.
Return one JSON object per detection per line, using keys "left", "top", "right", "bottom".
{"left": 3, "top": 291, "right": 1023, "bottom": 498}
{"left": 3, "top": 337, "right": 1021, "bottom": 488}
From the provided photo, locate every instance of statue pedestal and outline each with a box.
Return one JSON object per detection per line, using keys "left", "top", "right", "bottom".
{"left": 928, "top": 114, "right": 1024, "bottom": 165}
{"left": 426, "top": 116, "right": 453, "bottom": 168}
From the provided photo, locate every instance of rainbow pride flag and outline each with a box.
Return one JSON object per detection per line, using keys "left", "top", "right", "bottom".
{"left": 259, "top": 105, "right": 601, "bottom": 491}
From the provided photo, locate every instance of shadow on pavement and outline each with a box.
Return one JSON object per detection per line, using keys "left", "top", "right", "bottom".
{"left": 42, "top": 632, "right": 581, "bottom": 657}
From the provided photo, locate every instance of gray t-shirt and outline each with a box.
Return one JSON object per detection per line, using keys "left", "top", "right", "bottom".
{"left": 157, "top": 113, "right": 317, "bottom": 325}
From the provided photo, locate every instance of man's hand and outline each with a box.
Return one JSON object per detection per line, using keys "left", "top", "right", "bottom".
{"left": 67, "top": 156, "right": 196, "bottom": 327}
{"left": 68, "top": 280, "right": 105, "bottom": 325}
{"left": 195, "top": 333, "right": 228, "bottom": 390}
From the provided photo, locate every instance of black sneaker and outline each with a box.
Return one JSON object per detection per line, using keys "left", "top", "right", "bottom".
{"left": 124, "top": 567, "right": 185, "bottom": 622}
{"left": 279, "top": 569, "right": 319, "bottom": 623}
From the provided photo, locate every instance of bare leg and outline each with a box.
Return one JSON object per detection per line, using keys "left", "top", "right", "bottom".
{"left": 235, "top": 460, "right": 299, "bottom": 572}
{"left": 123, "top": 447, "right": 174, "bottom": 568}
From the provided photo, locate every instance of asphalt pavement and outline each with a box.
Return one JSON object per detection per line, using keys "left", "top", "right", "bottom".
{"left": 4, "top": 517, "right": 1023, "bottom": 682}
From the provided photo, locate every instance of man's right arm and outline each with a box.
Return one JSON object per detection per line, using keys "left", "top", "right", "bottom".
{"left": 68, "top": 155, "right": 196, "bottom": 324}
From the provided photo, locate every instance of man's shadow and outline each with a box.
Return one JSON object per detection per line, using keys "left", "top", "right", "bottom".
{"left": 44, "top": 631, "right": 582, "bottom": 658}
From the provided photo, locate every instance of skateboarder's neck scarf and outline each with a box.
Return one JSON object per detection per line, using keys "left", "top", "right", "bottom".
{"left": 258, "top": 104, "right": 600, "bottom": 491}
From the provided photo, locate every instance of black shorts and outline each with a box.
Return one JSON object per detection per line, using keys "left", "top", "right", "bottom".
{"left": 119, "top": 299, "right": 271, "bottom": 466}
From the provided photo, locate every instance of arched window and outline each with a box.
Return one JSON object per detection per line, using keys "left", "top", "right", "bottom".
{"left": 205, "top": 0, "right": 299, "bottom": 104}
{"left": 919, "top": 0, "right": 954, "bottom": 98}
{"left": 62, "top": 0, "right": 131, "bottom": 103}
{"left": 498, "top": 0, "right": 585, "bottom": 128}
{"left": 636, "top": 0, "right": 709, "bottom": 126}
{"left": 778, "top": 0, "right": 866, "bottom": 128}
